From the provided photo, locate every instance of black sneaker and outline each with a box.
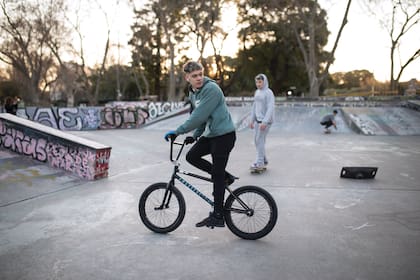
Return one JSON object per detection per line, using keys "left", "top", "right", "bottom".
{"left": 196, "top": 212, "right": 225, "bottom": 228}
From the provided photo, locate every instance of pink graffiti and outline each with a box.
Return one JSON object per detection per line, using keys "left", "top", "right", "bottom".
{"left": 95, "top": 149, "right": 111, "bottom": 179}
{"left": 0, "top": 119, "right": 110, "bottom": 180}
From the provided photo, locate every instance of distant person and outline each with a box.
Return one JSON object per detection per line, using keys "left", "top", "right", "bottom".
{"left": 320, "top": 110, "right": 338, "bottom": 133}
{"left": 4, "top": 96, "right": 18, "bottom": 115}
{"left": 249, "top": 73, "right": 275, "bottom": 171}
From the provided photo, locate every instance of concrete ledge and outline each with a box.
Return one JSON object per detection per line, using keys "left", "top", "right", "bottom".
{"left": 406, "top": 100, "right": 420, "bottom": 111}
{"left": 0, "top": 113, "right": 111, "bottom": 180}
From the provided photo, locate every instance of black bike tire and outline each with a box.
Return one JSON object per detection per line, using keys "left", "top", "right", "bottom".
{"left": 224, "top": 185, "right": 277, "bottom": 240}
{"left": 139, "top": 182, "right": 186, "bottom": 233}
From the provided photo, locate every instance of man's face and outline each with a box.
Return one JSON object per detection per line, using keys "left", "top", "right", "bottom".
{"left": 186, "top": 70, "right": 204, "bottom": 90}
{"left": 255, "top": 79, "right": 264, "bottom": 89}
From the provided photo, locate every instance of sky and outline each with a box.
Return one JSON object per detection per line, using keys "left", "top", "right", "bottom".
{"left": 79, "top": 0, "right": 419, "bottom": 82}
{"left": 320, "top": 0, "right": 420, "bottom": 82}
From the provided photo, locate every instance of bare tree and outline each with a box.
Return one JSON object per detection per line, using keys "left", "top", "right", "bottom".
{"left": 208, "top": 1, "right": 231, "bottom": 84}
{"left": 156, "top": 0, "right": 183, "bottom": 101}
{"left": 58, "top": 0, "right": 125, "bottom": 105}
{"left": 0, "top": 0, "right": 69, "bottom": 105}
{"left": 182, "top": 0, "right": 226, "bottom": 73}
{"left": 289, "top": 0, "right": 353, "bottom": 97}
{"left": 236, "top": 0, "right": 352, "bottom": 98}
{"left": 364, "top": 0, "right": 419, "bottom": 92}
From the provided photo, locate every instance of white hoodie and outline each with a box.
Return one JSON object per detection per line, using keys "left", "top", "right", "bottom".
{"left": 251, "top": 74, "right": 275, "bottom": 124}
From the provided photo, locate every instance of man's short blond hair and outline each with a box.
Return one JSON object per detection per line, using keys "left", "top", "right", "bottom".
{"left": 183, "top": 61, "right": 203, "bottom": 73}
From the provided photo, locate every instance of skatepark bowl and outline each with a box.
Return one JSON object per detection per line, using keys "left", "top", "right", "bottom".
{"left": 1, "top": 101, "right": 420, "bottom": 280}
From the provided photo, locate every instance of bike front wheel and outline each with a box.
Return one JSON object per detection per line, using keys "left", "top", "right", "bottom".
{"left": 224, "top": 185, "right": 277, "bottom": 240}
{"left": 139, "top": 182, "right": 186, "bottom": 233}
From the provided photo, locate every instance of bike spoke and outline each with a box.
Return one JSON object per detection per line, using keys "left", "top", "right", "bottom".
{"left": 230, "top": 192, "right": 271, "bottom": 233}
{"left": 145, "top": 189, "right": 180, "bottom": 227}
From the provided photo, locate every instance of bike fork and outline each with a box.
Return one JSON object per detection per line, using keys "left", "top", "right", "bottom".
{"left": 155, "top": 180, "right": 174, "bottom": 210}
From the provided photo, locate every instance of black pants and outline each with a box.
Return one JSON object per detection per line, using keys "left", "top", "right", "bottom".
{"left": 320, "top": 120, "right": 333, "bottom": 128}
{"left": 186, "top": 131, "right": 236, "bottom": 214}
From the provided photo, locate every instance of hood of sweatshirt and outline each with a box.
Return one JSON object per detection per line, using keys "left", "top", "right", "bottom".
{"left": 256, "top": 73, "right": 269, "bottom": 91}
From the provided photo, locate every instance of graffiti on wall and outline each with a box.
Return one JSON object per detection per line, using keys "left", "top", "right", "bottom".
{"left": 0, "top": 119, "right": 110, "bottom": 180}
{"left": 101, "top": 101, "right": 185, "bottom": 128}
{"left": 21, "top": 107, "right": 102, "bottom": 130}
{"left": 95, "top": 149, "right": 111, "bottom": 179}
{"left": 100, "top": 106, "right": 149, "bottom": 129}
{"left": 10, "top": 101, "right": 185, "bottom": 131}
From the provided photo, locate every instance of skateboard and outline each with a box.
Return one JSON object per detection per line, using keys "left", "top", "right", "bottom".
{"left": 250, "top": 166, "right": 266, "bottom": 174}
{"left": 324, "top": 129, "right": 331, "bottom": 134}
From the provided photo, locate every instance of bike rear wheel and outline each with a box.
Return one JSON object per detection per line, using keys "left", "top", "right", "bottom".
{"left": 139, "top": 182, "right": 186, "bottom": 233}
{"left": 224, "top": 185, "right": 277, "bottom": 240}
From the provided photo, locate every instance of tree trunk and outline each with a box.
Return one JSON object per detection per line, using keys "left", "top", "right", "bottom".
{"left": 155, "top": 19, "right": 162, "bottom": 100}
{"left": 294, "top": 0, "right": 352, "bottom": 98}
{"left": 93, "top": 32, "right": 110, "bottom": 105}
{"left": 390, "top": 39, "right": 397, "bottom": 92}
{"left": 132, "top": 67, "right": 143, "bottom": 98}
{"left": 161, "top": 18, "right": 176, "bottom": 101}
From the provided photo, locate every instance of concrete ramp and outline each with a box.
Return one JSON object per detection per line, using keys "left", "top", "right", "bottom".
{"left": 342, "top": 107, "right": 420, "bottom": 135}
{"left": 145, "top": 105, "right": 353, "bottom": 134}
{"left": 141, "top": 104, "right": 420, "bottom": 136}
{"left": 236, "top": 106, "right": 353, "bottom": 134}
{"left": 144, "top": 106, "right": 253, "bottom": 131}
{"left": 272, "top": 106, "right": 352, "bottom": 134}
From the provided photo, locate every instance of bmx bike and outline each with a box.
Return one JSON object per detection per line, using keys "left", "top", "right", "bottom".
{"left": 138, "top": 137, "right": 278, "bottom": 240}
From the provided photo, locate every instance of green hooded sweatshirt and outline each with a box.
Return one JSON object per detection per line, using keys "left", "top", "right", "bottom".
{"left": 175, "top": 77, "right": 235, "bottom": 138}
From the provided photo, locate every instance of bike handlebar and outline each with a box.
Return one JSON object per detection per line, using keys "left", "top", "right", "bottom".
{"left": 169, "top": 137, "right": 189, "bottom": 162}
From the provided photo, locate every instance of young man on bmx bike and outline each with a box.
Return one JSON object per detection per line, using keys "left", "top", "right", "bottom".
{"left": 164, "top": 61, "right": 236, "bottom": 228}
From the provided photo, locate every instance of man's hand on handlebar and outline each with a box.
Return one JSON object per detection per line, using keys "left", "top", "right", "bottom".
{"left": 164, "top": 130, "right": 178, "bottom": 142}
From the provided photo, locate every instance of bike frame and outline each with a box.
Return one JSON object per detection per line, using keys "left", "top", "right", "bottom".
{"left": 158, "top": 138, "right": 251, "bottom": 214}
{"left": 172, "top": 166, "right": 215, "bottom": 206}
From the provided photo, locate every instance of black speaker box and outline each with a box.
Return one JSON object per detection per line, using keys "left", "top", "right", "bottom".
{"left": 340, "top": 167, "right": 378, "bottom": 179}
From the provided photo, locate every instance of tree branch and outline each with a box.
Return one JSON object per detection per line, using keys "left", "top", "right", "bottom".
{"left": 396, "top": 48, "right": 420, "bottom": 81}
{"left": 322, "top": 0, "right": 352, "bottom": 79}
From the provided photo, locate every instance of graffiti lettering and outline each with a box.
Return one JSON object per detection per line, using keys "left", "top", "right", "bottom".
{"left": 3, "top": 102, "right": 184, "bottom": 131}
{"left": 58, "top": 108, "right": 83, "bottom": 131}
{"left": 33, "top": 108, "right": 59, "bottom": 129}
{"left": 147, "top": 102, "right": 184, "bottom": 119}
{"left": 80, "top": 108, "right": 101, "bottom": 130}
{"left": 95, "top": 149, "right": 111, "bottom": 179}
{"left": 0, "top": 120, "right": 110, "bottom": 180}
{"left": 100, "top": 106, "right": 150, "bottom": 129}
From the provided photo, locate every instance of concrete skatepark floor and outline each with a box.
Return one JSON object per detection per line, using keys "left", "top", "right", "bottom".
{"left": 1, "top": 106, "right": 420, "bottom": 280}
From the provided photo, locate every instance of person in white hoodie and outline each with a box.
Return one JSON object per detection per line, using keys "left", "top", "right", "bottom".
{"left": 250, "top": 74, "right": 275, "bottom": 171}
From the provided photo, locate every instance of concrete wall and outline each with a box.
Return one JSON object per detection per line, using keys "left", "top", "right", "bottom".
{"left": 0, "top": 114, "right": 111, "bottom": 180}
{"left": 0, "top": 101, "right": 186, "bottom": 131}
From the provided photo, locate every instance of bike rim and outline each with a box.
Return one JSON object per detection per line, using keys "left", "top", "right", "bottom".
{"left": 145, "top": 188, "right": 181, "bottom": 228}
{"left": 229, "top": 192, "right": 272, "bottom": 234}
